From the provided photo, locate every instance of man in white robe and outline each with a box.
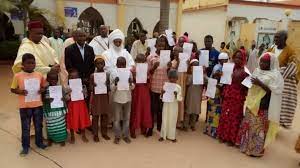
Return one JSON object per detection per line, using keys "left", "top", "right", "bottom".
{"left": 89, "top": 25, "right": 109, "bottom": 56}
{"left": 130, "top": 30, "right": 148, "bottom": 59}
{"left": 48, "top": 28, "right": 64, "bottom": 62}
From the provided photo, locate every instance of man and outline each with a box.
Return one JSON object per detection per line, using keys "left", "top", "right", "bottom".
{"left": 65, "top": 29, "right": 95, "bottom": 88}
{"left": 12, "top": 20, "right": 60, "bottom": 76}
{"left": 201, "top": 35, "right": 220, "bottom": 77}
{"left": 268, "top": 30, "right": 299, "bottom": 129}
{"left": 220, "top": 42, "right": 230, "bottom": 56}
{"left": 89, "top": 25, "right": 109, "bottom": 56}
{"left": 103, "top": 29, "right": 135, "bottom": 72}
{"left": 246, "top": 43, "right": 258, "bottom": 73}
{"left": 130, "top": 30, "right": 148, "bottom": 59}
{"left": 48, "top": 28, "right": 64, "bottom": 61}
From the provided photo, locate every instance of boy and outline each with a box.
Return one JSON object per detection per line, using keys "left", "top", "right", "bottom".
{"left": 11, "top": 53, "right": 47, "bottom": 156}
{"left": 111, "top": 57, "right": 134, "bottom": 144}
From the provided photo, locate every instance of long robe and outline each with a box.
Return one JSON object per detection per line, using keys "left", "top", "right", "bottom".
{"left": 130, "top": 40, "right": 148, "bottom": 59}
{"left": 89, "top": 36, "right": 109, "bottom": 56}
{"left": 48, "top": 37, "right": 64, "bottom": 61}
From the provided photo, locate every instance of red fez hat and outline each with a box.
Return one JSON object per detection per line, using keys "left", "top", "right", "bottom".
{"left": 261, "top": 53, "right": 271, "bottom": 62}
{"left": 28, "top": 20, "right": 43, "bottom": 30}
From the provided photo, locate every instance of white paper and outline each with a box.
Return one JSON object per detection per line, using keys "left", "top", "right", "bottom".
{"left": 69, "top": 79, "right": 84, "bottom": 101}
{"left": 49, "top": 85, "right": 64, "bottom": 108}
{"left": 94, "top": 72, "right": 107, "bottom": 94}
{"left": 205, "top": 78, "right": 218, "bottom": 98}
{"left": 165, "top": 29, "right": 175, "bottom": 46}
{"left": 244, "top": 67, "right": 251, "bottom": 75}
{"left": 199, "top": 50, "right": 209, "bottom": 67}
{"left": 183, "top": 42, "right": 193, "bottom": 56}
{"left": 193, "top": 66, "right": 204, "bottom": 85}
{"left": 24, "top": 78, "right": 40, "bottom": 102}
{"left": 146, "top": 38, "right": 157, "bottom": 55}
{"left": 117, "top": 68, "right": 130, "bottom": 90}
{"left": 162, "top": 82, "right": 177, "bottom": 102}
{"left": 136, "top": 63, "right": 148, "bottom": 84}
{"left": 159, "top": 50, "right": 171, "bottom": 68}
{"left": 178, "top": 53, "right": 190, "bottom": 72}
{"left": 242, "top": 76, "right": 253, "bottom": 88}
{"left": 220, "top": 63, "right": 235, "bottom": 85}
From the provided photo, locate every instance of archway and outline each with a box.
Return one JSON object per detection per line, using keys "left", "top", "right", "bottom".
{"left": 0, "top": 12, "right": 15, "bottom": 41}
{"left": 153, "top": 21, "right": 160, "bottom": 36}
{"left": 127, "top": 18, "right": 144, "bottom": 39}
{"left": 78, "top": 7, "right": 104, "bottom": 36}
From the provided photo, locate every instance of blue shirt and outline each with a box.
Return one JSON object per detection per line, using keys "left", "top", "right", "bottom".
{"left": 200, "top": 47, "right": 220, "bottom": 77}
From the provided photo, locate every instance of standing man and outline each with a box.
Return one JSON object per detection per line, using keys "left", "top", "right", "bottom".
{"left": 48, "top": 28, "right": 64, "bottom": 61}
{"left": 130, "top": 30, "right": 148, "bottom": 59}
{"left": 65, "top": 29, "right": 95, "bottom": 91}
{"left": 247, "top": 43, "right": 258, "bottom": 73}
{"left": 201, "top": 35, "right": 220, "bottom": 77}
{"left": 89, "top": 25, "right": 109, "bottom": 56}
{"left": 13, "top": 20, "right": 60, "bottom": 76}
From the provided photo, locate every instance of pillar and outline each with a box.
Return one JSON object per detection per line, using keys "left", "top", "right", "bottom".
{"left": 55, "top": 0, "right": 65, "bottom": 27}
{"left": 176, "top": 0, "right": 183, "bottom": 36}
{"left": 117, "top": 0, "right": 125, "bottom": 33}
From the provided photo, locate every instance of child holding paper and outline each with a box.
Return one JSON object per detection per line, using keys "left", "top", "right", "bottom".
{"left": 111, "top": 57, "right": 135, "bottom": 144}
{"left": 217, "top": 50, "right": 248, "bottom": 146}
{"left": 171, "top": 46, "right": 187, "bottom": 128}
{"left": 89, "top": 56, "right": 111, "bottom": 142}
{"left": 130, "top": 54, "right": 152, "bottom": 138}
{"left": 147, "top": 37, "right": 171, "bottom": 137}
{"left": 43, "top": 71, "right": 68, "bottom": 146}
{"left": 67, "top": 69, "right": 91, "bottom": 144}
{"left": 204, "top": 53, "right": 229, "bottom": 138}
{"left": 159, "top": 69, "right": 182, "bottom": 142}
{"left": 183, "top": 59, "right": 203, "bottom": 131}
{"left": 10, "top": 53, "right": 47, "bottom": 156}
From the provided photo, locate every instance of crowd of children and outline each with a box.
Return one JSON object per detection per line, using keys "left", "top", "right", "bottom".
{"left": 11, "top": 34, "right": 284, "bottom": 159}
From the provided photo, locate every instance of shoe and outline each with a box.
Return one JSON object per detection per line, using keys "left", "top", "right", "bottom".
{"left": 191, "top": 127, "right": 196, "bottom": 131}
{"left": 171, "top": 139, "right": 177, "bottom": 143}
{"left": 37, "top": 144, "right": 47, "bottom": 150}
{"left": 114, "top": 138, "right": 120, "bottom": 144}
{"left": 158, "top": 137, "right": 164, "bottom": 142}
{"left": 145, "top": 130, "right": 153, "bottom": 138}
{"left": 19, "top": 148, "right": 29, "bottom": 156}
{"left": 93, "top": 136, "right": 100, "bottom": 142}
{"left": 123, "top": 137, "right": 131, "bottom": 144}
{"left": 60, "top": 142, "right": 66, "bottom": 147}
{"left": 102, "top": 135, "right": 111, "bottom": 141}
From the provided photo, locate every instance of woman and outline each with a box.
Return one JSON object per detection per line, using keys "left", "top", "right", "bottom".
{"left": 217, "top": 50, "right": 248, "bottom": 146}
{"left": 238, "top": 53, "right": 284, "bottom": 157}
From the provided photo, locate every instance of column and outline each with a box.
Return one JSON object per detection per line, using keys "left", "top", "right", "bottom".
{"left": 117, "top": 0, "right": 125, "bottom": 33}
{"left": 176, "top": 0, "right": 183, "bottom": 36}
{"left": 56, "top": 0, "right": 65, "bottom": 27}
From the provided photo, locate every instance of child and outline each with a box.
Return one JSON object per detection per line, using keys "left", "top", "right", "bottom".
{"left": 204, "top": 53, "right": 229, "bottom": 138}
{"left": 217, "top": 50, "right": 248, "bottom": 146}
{"left": 111, "top": 57, "right": 135, "bottom": 144}
{"left": 183, "top": 59, "right": 203, "bottom": 131}
{"left": 67, "top": 69, "right": 91, "bottom": 144}
{"left": 90, "top": 56, "right": 111, "bottom": 142}
{"left": 171, "top": 46, "right": 187, "bottom": 128}
{"left": 130, "top": 54, "right": 152, "bottom": 138}
{"left": 147, "top": 36, "right": 171, "bottom": 137}
{"left": 43, "top": 71, "right": 68, "bottom": 146}
{"left": 159, "top": 69, "right": 182, "bottom": 142}
{"left": 10, "top": 53, "right": 47, "bottom": 156}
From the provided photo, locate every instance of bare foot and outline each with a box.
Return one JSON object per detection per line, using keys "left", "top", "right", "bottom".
{"left": 82, "top": 136, "right": 89, "bottom": 143}
{"left": 102, "top": 135, "right": 111, "bottom": 141}
{"left": 60, "top": 142, "right": 66, "bottom": 147}
{"left": 70, "top": 136, "right": 75, "bottom": 144}
{"left": 158, "top": 137, "right": 164, "bottom": 142}
{"left": 93, "top": 136, "right": 100, "bottom": 142}
{"left": 47, "top": 140, "right": 53, "bottom": 147}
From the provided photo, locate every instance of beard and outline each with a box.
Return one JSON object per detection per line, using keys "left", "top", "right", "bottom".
{"left": 113, "top": 45, "right": 122, "bottom": 52}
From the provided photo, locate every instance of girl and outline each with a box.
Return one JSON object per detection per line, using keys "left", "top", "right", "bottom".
{"left": 90, "top": 56, "right": 111, "bottom": 142}
{"left": 217, "top": 50, "right": 248, "bottom": 146}
{"left": 159, "top": 69, "right": 182, "bottom": 142}
{"left": 43, "top": 71, "right": 68, "bottom": 146}
{"left": 238, "top": 53, "right": 283, "bottom": 157}
{"left": 204, "top": 53, "right": 229, "bottom": 138}
{"left": 67, "top": 69, "right": 91, "bottom": 144}
{"left": 130, "top": 54, "right": 152, "bottom": 138}
{"left": 171, "top": 46, "right": 187, "bottom": 129}
{"left": 184, "top": 59, "right": 203, "bottom": 131}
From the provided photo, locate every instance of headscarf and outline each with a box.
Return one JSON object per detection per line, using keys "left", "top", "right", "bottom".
{"left": 232, "top": 49, "right": 247, "bottom": 67}
{"left": 108, "top": 29, "right": 125, "bottom": 50}
{"left": 94, "top": 55, "right": 106, "bottom": 61}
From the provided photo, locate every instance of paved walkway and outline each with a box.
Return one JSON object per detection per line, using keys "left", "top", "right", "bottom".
{"left": 0, "top": 65, "right": 299, "bottom": 168}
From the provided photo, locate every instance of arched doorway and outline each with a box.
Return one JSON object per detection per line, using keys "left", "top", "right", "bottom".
{"left": 0, "top": 12, "right": 15, "bottom": 41}
{"left": 127, "top": 18, "right": 143, "bottom": 39}
{"left": 78, "top": 7, "right": 104, "bottom": 36}
{"left": 153, "top": 21, "right": 160, "bottom": 35}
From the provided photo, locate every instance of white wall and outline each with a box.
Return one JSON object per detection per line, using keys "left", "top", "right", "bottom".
{"left": 181, "top": 7, "right": 227, "bottom": 49}
{"left": 124, "top": 0, "right": 177, "bottom": 36}
{"left": 31, "top": 0, "right": 57, "bottom": 26}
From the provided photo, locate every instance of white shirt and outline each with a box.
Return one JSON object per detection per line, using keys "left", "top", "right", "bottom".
{"left": 76, "top": 43, "right": 85, "bottom": 60}
{"left": 89, "top": 36, "right": 109, "bottom": 55}
{"left": 274, "top": 46, "right": 283, "bottom": 58}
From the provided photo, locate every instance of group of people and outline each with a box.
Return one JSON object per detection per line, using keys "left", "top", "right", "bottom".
{"left": 11, "top": 20, "right": 299, "bottom": 159}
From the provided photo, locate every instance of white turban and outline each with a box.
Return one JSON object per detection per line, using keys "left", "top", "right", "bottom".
{"left": 218, "top": 52, "right": 229, "bottom": 60}
{"left": 108, "top": 29, "right": 125, "bottom": 44}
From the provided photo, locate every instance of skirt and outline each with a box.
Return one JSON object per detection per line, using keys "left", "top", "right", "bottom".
{"left": 67, "top": 100, "right": 91, "bottom": 131}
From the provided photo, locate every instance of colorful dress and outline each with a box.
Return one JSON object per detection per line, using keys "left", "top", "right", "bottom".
{"left": 43, "top": 86, "right": 67, "bottom": 143}
{"left": 217, "top": 67, "right": 248, "bottom": 144}
{"left": 67, "top": 100, "right": 91, "bottom": 131}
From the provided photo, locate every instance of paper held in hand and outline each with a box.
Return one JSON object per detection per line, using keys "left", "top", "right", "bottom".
{"left": 220, "top": 63, "right": 235, "bottom": 85}
{"left": 205, "top": 78, "right": 218, "bottom": 98}
{"left": 199, "top": 50, "right": 209, "bottom": 67}
{"left": 193, "top": 66, "right": 204, "bottom": 85}
{"left": 49, "top": 85, "right": 64, "bottom": 108}
{"left": 159, "top": 50, "right": 171, "bottom": 68}
{"left": 178, "top": 53, "right": 190, "bottom": 72}
{"left": 165, "top": 29, "right": 175, "bottom": 46}
{"left": 117, "top": 68, "right": 130, "bottom": 91}
{"left": 136, "top": 63, "right": 148, "bottom": 84}
{"left": 94, "top": 72, "right": 107, "bottom": 94}
{"left": 69, "top": 79, "right": 84, "bottom": 101}
{"left": 24, "top": 78, "right": 40, "bottom": 102}
{"left": 162, "top": 82, "right": 177, "bottom": 102}
{"left": 183, "top": 42, "right": 193, "bottom": 56}
{"left": 242, "top": 76, "right": 253, "bottom": 88}
{"left": 146, "top": 38, "right": 157, "bottom": 55}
